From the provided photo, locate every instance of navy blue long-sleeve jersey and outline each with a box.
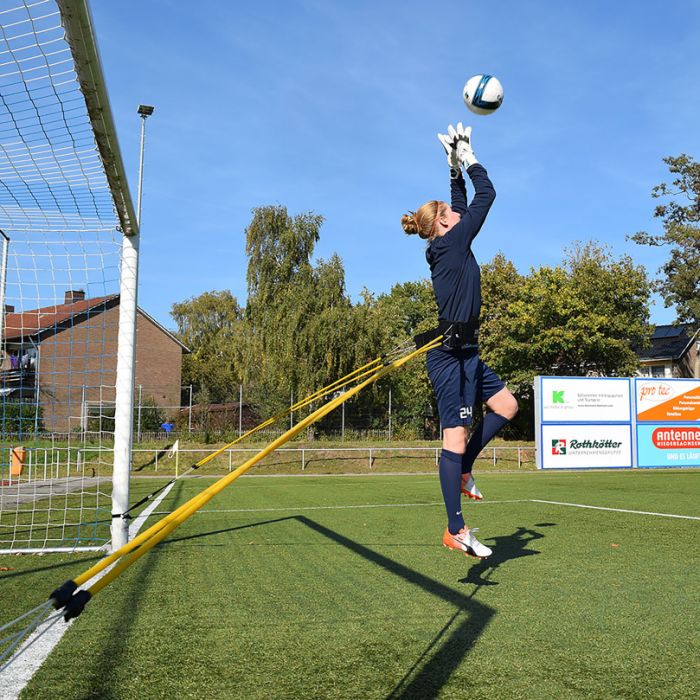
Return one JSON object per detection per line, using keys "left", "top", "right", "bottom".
{"left": 426, "top": 163, "right": 496, "bottom": 323}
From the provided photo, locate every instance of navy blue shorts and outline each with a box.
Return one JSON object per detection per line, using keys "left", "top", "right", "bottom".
{"left": 426, "top": 347, "right": 505, "bottom": 428}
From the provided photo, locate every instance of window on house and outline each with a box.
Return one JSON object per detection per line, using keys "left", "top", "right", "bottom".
{"left": 651, "top": 365, "right": 666, "bottom": 378}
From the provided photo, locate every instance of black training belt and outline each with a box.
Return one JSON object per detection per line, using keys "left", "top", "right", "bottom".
{"left": 413, "top": 317, "right": 480, "bottom": 350}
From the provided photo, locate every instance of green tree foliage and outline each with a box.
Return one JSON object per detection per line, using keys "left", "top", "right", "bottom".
{"left": 87, "top": 396, "right": 165, "bottom": 434}
{"left": 171, "top": 290, "right": 244, "bottom": 403}
{"left": 1, "top": 401, "right": 44, "bottom": 435}
{"left": 170, "top": 203, "right": 652, "bottom": 441}
{"left": 480, "top": 244, "right": 651, "bottom": 436}
{"left": 364, "top": 280, "right": 439, "bottom": 437}
{"left": 630, "top": 154, "right": 700, "bottom": 327}
{"left": 243, "top": 206, "right": 365, "bottom": 418}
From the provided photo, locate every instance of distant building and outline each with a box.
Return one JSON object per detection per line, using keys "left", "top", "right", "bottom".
{"left": 1, "top": 290, "right": 189, "bottom": 432}
{"left": 636, "top": 324, "right": 700, "bottom": 379}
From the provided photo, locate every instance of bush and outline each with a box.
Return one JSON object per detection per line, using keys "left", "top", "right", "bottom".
{"left": 86, "top": 396, "right": 166, "bottom": 434}
{"left": 0, "top": 401, "right": 44, "bottom": 434}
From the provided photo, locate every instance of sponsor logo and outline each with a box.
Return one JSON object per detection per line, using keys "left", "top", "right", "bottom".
{"left": 552, "top": 390, "right": 565, "bottom": 404}
{"left": 568, "top": 439, "right": 622, "bottom": 449}
{"left": 639, "top": 382, "right": 673, "bottom": 403}
{"left": 552, "top": 439, "right": 566, "bottom": 455}
{"left": 652, "top": 427, "right": 700, "bottom": 449}
{"left": 552, "top": 438, "right": 622, "bottom": 455}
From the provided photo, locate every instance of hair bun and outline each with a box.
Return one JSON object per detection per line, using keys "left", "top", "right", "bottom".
{"left": 401, "top": 212, "right": 420, "bottom": 235}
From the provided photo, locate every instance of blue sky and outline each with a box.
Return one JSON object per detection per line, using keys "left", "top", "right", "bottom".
{"left": 91, "top": 0, "right": 700, "bottom": 329}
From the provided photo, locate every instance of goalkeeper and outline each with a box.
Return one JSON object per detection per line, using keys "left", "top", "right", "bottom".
{"left": 401, "top": 124, "right": 518, "bottom": 559}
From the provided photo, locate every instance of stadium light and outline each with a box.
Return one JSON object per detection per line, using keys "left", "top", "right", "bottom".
{"left": 136, "top": 105, "right": 155, "bottom": 225}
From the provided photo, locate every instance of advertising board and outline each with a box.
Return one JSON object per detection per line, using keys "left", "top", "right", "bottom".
{"left": 541, "top": 423, "right": 633, "bottom": 469}
{"left": 636, "top": 424, "right": 700, "bottom": 467}
{"left": 635, "top": 379, "right": 700, "bottom": 422}
{"left": 540, "top": 377, "right": 631, "bottom": 423}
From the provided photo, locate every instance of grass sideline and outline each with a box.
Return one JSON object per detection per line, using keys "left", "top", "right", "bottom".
{"left": 2, "top": 438, "right": 537, "bottom": 478}
{"left": 129, "top": 437, "right": 536, "bottom": 477}
{"left": 1, "top": 469, "right": 698, "bottom": 698}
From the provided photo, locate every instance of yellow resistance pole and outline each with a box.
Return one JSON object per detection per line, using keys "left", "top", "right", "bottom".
{"left": 121, "top": 355, "right": 398, "bottom": 520}
{"left": 71, "top": 357, "right": 398, "bottom": 586}
{"left": 85, "top": 337, "right": 441, "bottom": 599}
{"left": 68, "top": 337, "right": 441, "bottom": 601}
{"left": 194, "top": 355, "right": 388, "bottom": 469}
{"left": 123, "top": 356, "right": 392, "bottom": 520}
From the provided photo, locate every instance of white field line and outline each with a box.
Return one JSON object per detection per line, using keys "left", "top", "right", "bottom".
{"left": 161, "top": 497, "right": 699, "bottom": 521}
{"left": 0, "top": 483, "right": 175, "bottom": 700}
{"left": 160, "top": 499, "right": 531, "bottom": 515}
{"left": 531, "top": 499, "right": 700, "bottom": 521}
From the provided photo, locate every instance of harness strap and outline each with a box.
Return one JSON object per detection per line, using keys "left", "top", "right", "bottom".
{"left": 414, "top": 317, "right": 480, "bottom": 350}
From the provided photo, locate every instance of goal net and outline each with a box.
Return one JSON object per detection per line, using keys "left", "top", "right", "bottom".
{"left": 0, "top": 0, "right": 138, "bottom": 552}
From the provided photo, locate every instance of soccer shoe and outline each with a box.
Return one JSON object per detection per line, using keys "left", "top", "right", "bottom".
{"left": 442, "top": 527, "right": 492, "bottom": 558}
{"left": 461, "top": 473, "right": 483, "bottom": 501}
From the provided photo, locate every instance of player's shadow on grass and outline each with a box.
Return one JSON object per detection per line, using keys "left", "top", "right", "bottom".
{"left": 294, "top": 516, "right": 497, "bottom": 700}
{"left": 458, "top": 524, "right": 552, "bottom": 588}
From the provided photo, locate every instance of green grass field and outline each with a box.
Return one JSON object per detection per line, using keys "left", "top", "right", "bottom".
{"left": 2, "top": 470, "right": 699, "bottom": 699}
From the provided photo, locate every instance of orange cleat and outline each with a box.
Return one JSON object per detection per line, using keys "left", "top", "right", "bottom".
{"left": 461, "top": 473, "right": 483, "bottom": 500}
{"left": 442, "top": 527, "right": 492, "bottom": 558}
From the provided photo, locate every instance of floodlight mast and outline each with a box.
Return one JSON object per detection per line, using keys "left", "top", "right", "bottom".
{"left": 111, "top": 105, "right": 155, "bottom": 551}
{"left": 136, "top": 106, "right": 154, "bottom": 221}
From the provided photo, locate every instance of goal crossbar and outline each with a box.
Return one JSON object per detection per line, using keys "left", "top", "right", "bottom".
{"left": 57, "top": 0, "right": 137, "bottom": 236}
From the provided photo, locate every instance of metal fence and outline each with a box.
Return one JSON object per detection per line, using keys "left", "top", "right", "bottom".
{"left": 133, "top": 445, "right": 535, "bottom": 473}
{"left": 0, "top": 444, "right": 536, "bottom": 483}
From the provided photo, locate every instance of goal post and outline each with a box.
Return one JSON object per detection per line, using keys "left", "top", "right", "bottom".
{"left": 0, "top": 0, "right": 139, "bottom": 553}
{"left": 59, "top": 0, "right": 141, "bottom": 552}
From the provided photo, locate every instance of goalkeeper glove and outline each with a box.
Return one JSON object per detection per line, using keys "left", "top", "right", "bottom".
{"left": 447, "top": 122, "right": 479, "bottom": 168}
{"left": 437, "top": 131, "right": 461, "bottom": 178}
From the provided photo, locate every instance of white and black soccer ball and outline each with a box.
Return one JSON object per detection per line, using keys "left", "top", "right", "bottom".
{"left": 463, "top": 74, "right": 504, "bottom": 116}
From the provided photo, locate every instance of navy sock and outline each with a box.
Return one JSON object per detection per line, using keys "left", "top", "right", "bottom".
{"left": 439, "top": 448, "right": 465, "bottom": 534}
{"left": 461, "top": 413, "right": 510, "bottom": 474}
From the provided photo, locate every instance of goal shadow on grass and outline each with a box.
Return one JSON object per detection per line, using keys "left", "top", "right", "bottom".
{"left": 160, "top": 515, "right": 549, "bottom": 699}
{"left": 77, "top": 511, "right": 549, "bottom": 699}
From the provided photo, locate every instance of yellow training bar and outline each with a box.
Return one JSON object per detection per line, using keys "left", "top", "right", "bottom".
{"left": 76, "top": 354, "right": 408, "bottom": 585}
{"left": 122, "top": 354, "right": 392, "bottom": 518}
{"left": 49, "top": 336, "right": 442, "bottom": 620}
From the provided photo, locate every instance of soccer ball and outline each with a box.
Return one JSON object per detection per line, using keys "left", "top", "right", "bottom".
{"left": 463, "top": 75, "right": 504, "bottom": 116}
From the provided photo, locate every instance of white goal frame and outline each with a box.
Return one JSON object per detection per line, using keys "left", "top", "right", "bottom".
{"left": 0, "top": 0, "right": 139, "bottom": 553}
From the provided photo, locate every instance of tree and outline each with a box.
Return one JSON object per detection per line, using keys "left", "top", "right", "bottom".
{"left": 171, "top": 290, "right": 244, "bottom": 403}
{"left": 243, "top": 205, "right": 362, "bottom": 418}
{"left": 365, "top": 280, "right": 439, "bottom": 438}
{"left": 630, "top": 154, "right": 700, "bottom": 327}
{"left": 480, "top": 245, "right": 651, "bottom": 437}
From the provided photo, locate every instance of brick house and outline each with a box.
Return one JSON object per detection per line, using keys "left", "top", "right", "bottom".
{"left": 1, "top": 290, "right": 189, "bottom": 432}
{"left": 636, "top": 324, "right": 700, "bottom": 379}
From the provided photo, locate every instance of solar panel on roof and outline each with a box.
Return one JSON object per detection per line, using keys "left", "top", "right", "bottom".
{"left": 652, "top": 326, "right": 683, "bottom": 339}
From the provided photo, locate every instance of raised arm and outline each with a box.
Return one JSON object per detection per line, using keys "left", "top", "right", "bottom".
{"left": 454, "top": 163, "right": 496, "bottom": 245}
{"left": 450, "top": 170, "right": 468, "bottom": 215}
{"left": 440, "top": 124, "right": 496, "bottom": 248}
